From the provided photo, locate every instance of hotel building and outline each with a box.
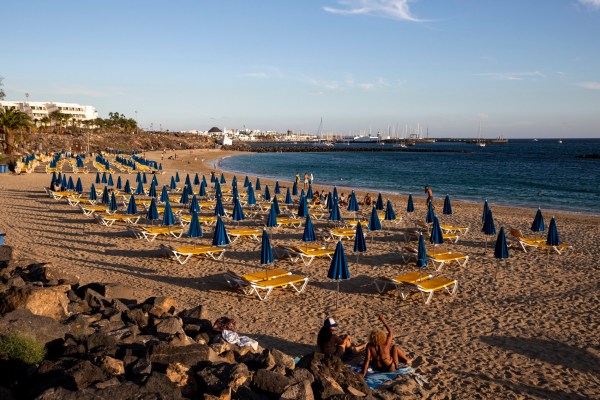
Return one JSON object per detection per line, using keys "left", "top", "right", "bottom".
{"left": 0, "top": 100, "right": 98, "bottom": 123}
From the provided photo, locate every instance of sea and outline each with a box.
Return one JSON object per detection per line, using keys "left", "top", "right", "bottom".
{"left": 219, "top": 139, "right": 600, "bottom": 216}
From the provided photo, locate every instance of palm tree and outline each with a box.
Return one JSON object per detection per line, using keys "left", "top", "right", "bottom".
{"left": 49, "top": 110, "right": 66, "bottom": 134}
{"left": 40, "top": 116, "right": 50, "bottom": 133}
{"left": 0, "top": 107, "right": 32, "bottom": 155}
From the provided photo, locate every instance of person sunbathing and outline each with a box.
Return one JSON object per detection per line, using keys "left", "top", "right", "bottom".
{"left": 362, "top": 314, "right": 412, "bottom": 377}
{"left": 317, "top": 317, "right": 365, "bottom": 358}
{"left": 363, "top": 193, "right": 372, "bottom": 206}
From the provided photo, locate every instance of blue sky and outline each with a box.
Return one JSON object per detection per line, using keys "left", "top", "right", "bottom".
{"left": 2, "top": 0, "right": 599, "bottom": 138}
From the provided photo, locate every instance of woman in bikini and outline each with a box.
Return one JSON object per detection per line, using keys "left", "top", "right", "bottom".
{"left": 362, "top": 314, "right": 412, "bottom": 377}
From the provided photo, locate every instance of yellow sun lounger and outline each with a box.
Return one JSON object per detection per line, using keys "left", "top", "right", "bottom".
{"left": 227, "top": 228, "right": 263, "bottom": 243}
{"left": 407, "top": 276, "right": 458, "bottom": 304}
{"left": 179, "top": 215, "right": 218, "bottom": 226}
{"left": 374, "top": 212, "right": 403, "bottom": 225}
{"left": 225, "top": 271, "right": 309, "bottom": 301}
{"left": 398, "top": 246, "right": 468, "bottom": 269}
{"left": 280, "top": 245, "right": 335, "bottom": 266}
{"left": 440, "top": 224, "right": 469, "bottom": 235}
{"left": 344, "top": 220, "right": 366, "bottom": 228}
{"left": 374, "top": 271, "right": 434, "bottom": 295}
{"left": 309, "top": 211, "right": 329, "bottom": 221}
{"left": 50, "top": 190, "right": 77, "bottom": 200}
{"left": 224, "top": 268, "right": 292, "bottom": 294}
{"left": 67, "top": 195, "right": 96, "bottom": 207}
{"left": 427, "top": 252, "right": 469, "bottom": 270}
{"left": 400, "top": 228, "right": 426, "bottom": 242}
{"left": 509, "top": 228, "right": 572, "bottom": 254}
{"left": 161, "top": 244, "right": 226, "bottom": 264}
{"left": 94, "top": 213, "right": 141, "bottom": 226}
{"left": 129, "top": 226, "right": 184, "bottom": 242}
{"left": 275, "top": 217, "right": 302, "bottom": 228}
{"left": 329, "top": 228, "right": 356, "bottom": 241}
{"left": 79, "top": 204, "right": 110, "bottom": 216}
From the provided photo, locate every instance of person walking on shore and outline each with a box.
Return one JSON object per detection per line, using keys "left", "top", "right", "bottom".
{"left": 425, "top": 185, "right": 433, "bottom": 206}
{"left": 304, "top": 173, "right": 309, "bottom": 190}
{"left": 309, "top": 173, "right": 314, "bottom": 185}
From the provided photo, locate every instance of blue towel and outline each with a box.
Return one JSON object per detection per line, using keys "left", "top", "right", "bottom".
{"left": 350, "top": 365, "right": 415, "bottom": 389}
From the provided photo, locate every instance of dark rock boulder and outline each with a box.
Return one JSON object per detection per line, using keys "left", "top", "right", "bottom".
{"left": 62, "top": 359, "right": 108, "bottom": 390}
{"left": 143, "top": 296, "right": 177, "bottom": 316}
{"left": 127, "top": 357, "right": 152, "bottom": 380}
{"left": 124, "top": 308, "right": 149, "bottom": 329}
{"left": 251, "top": 368, "right": 291, "bottom": 398}
{"left": 77, "top": 282, "right": 138, "bottom": 302}
{"left": 296, "top": 352, "right": 371, "bottom": 398}
{"left": 65, "top": 314, "right": 93, "bottom": 339}
{"left": 0, "top": 308, "right": 67, "bottom": 346}
{"left": 86, "top": 332, "right": 118, "bottom": 352}
{"left": 149, "top": 342, "right": 218, "bottom": 368}
{"left": 280, "top": 379, "right": 315, "bottom": 400}
{"left": 178, "top": 305, "right": 205, "bottom": 323}
{"left": 29, "top": 358, "right": 107, "bottom": 397}
{"left": 143, "top": 371, "right": 184, "bottom": 399}
{"left": 154, "top": 316, "right": 184, "bottom": 337}
{"left": 0, "top": 284, "right": 71, "bottom": 320}
{"left": 235, "top": 385, "right": 269, "bottom": 400}
{"left": 26, "top": 263, "right": 80, "bottom": 286}
{"left": 196, "top": 362, "right": 250, "bottom": 395}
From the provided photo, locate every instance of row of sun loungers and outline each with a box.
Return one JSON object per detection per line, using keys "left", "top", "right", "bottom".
{"left": 44, "top": 186, "right": 570, "bottom": 306}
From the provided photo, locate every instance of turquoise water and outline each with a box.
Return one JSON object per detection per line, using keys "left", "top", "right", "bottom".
{"left": 220, "top": 139, "right": 600, "bottom": 215}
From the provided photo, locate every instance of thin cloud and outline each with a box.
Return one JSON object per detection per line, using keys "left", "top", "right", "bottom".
{"left": 242, "top": 66, "right": 282, "bottom": 79}
{"left": 577, "top": 81, "right": 600, "bottom": 90}
{"left": 243, "top": 72, "right": 268, "bottom": 79}
{"left": 303, "top": 74, "right": 398, "bottom": 91}
{"left": 477, "top": 71, "right": 546, "bottom": 81}
{"left": 323, "top": 0, "right": 422, "bottom": 22}
{"left": 579, "top": 0, "right": 600, "bottom": 10}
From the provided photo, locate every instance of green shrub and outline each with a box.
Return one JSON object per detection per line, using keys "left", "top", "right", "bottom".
{"left": 0, "top": 333, "right": 47, "bottom": 364}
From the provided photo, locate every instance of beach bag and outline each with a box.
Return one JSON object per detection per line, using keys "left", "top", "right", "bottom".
{"left": 213, "top": 316, "right": 236, "bottom": 332}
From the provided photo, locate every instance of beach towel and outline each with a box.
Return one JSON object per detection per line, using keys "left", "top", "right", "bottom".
{"left": 350, "top": 365, "right": 415, "bottom": 389}
{"left": 221, "top": 330, "right": 259, "bottom": 352}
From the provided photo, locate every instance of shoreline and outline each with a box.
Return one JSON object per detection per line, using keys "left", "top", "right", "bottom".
{"left": 203, "top": 150, "right": 600, "bottom": 219}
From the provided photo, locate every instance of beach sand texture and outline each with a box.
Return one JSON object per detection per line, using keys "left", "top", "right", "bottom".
{"left": 0, "top": 149, "right": 598, "bottom": 399}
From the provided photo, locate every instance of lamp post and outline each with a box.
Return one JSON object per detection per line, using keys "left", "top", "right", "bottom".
{"left": 135, "top": 110, "right": 138, "bottom": 135}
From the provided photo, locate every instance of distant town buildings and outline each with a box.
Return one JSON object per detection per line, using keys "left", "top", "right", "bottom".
{"left": 0, "top": 100, "right": 98, "bottom": 122}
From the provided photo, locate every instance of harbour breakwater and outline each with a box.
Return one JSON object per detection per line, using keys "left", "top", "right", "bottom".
{"left": 224, "top": 143, "right": 470, "bottom": 154}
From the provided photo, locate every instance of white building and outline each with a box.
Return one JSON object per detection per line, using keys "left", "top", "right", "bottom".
{"left": 0, "top": 100, "right": 98, "bottom": 122}
{"left": 219, "top": 135, "right": 233, "bottom": 146}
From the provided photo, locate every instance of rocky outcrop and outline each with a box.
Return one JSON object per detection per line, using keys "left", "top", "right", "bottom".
{"left": 0, "top": 260, "right": 387, "bottom": 399}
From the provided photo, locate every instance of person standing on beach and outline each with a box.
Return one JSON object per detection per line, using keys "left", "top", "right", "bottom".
{"left": 425, "top": 185, "right": 433, "bottom": 206}
{"left": 310, "top": 173, "right": 314, "bottom": 185}
{"left": 304, "top": 173, "right": 309, "bottom": 190}
{"left": 295, "top": 172, "right": 300, "bottom": 186}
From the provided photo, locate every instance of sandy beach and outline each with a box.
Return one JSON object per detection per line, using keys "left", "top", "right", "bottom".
{"left": 0, "top": 148, "right": 598, "bottom": 399}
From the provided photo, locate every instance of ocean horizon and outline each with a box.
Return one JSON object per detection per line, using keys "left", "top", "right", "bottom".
{"left": 219, "top": 138, "right": 600, "bottom": 216}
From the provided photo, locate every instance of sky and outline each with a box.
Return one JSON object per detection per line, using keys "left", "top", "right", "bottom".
{"left": 2, "top": 0, "right": 600, "bottom": 138}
